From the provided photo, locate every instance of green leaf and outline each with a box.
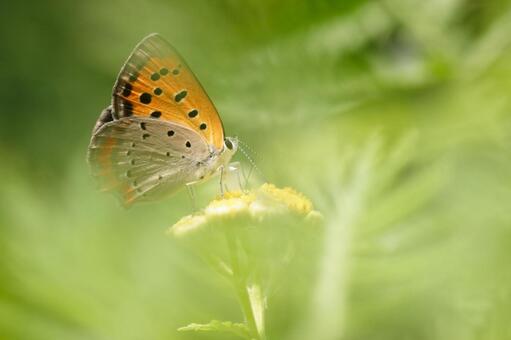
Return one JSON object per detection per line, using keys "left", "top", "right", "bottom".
{"left": 178, "top": 320, "right": 251, "bottom": 339}
{"left": 247, "top": 284, "right": 266, "bottom": 338}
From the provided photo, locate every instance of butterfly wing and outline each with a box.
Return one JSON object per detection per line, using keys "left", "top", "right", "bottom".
{"left": 88, "top": 117, "right": 210, "bottom": 206}
{"left": 112, "top": 33, "right": 225, "bottom": 151}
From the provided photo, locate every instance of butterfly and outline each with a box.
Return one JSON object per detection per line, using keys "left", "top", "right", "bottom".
{"left": 87, "top": 33, "right": 238, "bottom": 206}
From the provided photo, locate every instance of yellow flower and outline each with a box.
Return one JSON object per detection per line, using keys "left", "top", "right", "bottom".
{"left": 171, "top": 215, "right": 207, "bottom": 238}
{"left": 168, "top": 184, "right": 323, "bottom": 338}
{"left": 168, "top": 183, "right": 321, "bottom": 238}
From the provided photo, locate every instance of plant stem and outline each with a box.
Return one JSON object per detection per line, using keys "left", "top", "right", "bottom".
{"left": 226, "top": 233, "right": 266, "bottom": 340}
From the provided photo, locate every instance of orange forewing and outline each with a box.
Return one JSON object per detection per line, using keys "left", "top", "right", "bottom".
{"left": 112, "top": 34, "right": 224, "bottom": 151}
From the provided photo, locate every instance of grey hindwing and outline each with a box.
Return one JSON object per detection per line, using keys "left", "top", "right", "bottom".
{"left": 88, "top": 117, "right": 210, "bottom": 205}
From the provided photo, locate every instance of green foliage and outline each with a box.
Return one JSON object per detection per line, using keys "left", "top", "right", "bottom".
{"left": 2, "top": 0, "right": 511, "bottom": 339}
{"left": 178, "top": 320, "right": 250, "bottom": 339}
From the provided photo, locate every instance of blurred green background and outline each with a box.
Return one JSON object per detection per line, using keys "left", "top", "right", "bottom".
{"left": 2, "top": 0, "right": 511, "bottom": 339}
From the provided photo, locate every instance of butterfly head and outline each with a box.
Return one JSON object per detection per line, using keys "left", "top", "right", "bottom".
{"left": 224, "top": 136, "right": 238, "bottom": 153}
{"left": 218, "top": 136, "right": 238, "bottom": 165}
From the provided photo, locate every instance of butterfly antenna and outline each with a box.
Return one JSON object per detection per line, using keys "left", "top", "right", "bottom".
{"left": 236, "top": 138, "right": 268, "bottom": 186}
{"left": 238, "top": 145, "right": 255, "bottom": 188}
{"left": 237, "top": 138, "right": 261, "bottom": 161}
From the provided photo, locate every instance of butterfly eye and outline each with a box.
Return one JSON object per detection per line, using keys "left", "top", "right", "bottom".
{"left": 225, "top": 138, "right": 233, "bottom": 150}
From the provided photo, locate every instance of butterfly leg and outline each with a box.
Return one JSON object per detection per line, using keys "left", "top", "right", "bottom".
{"left": 219, "top": 166, "right": 225, "bottom": 197}
{"left": 245, "top": 163, "right": 254, "bottom": 189}
{"left": 228, "top": 162, "right": 244, "bottom": 192}
{"left": 234, "top": 161, "right": 253, "bottom": 191}
{"left": 186, "top": 184, "right": 197, "bottom": 211}
{"left": 240, "top": 164, "right": 248, "bottom": 191}
{"left": 239, "top": 168, "right": 245, "bottom": 192}
{"left": 224, "top": 162, "right": 244, "bottom": 192}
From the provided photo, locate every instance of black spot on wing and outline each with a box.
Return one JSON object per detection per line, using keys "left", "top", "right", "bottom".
{"left": 175, "top": 90, "right": 187, "bottom": 102}
{"left": 129, "top": 72, "right": 139, "bottom": 82}
{"left": 140, "top": 93, "right": 152, "bottom": 104}
{"left": 122, "top": 83, "right": 132, "bottom": 97}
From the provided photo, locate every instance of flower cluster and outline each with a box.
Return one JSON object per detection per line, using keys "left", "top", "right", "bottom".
{"left": 169, "top": 183, "right": 321, "bottom": 238}
{"left": 167, "top": 183, "right": 322, "bottom": 340}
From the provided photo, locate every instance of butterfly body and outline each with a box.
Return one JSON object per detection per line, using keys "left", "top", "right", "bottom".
{"left": 88, "top": 34, "right": 237, "bottom": 206}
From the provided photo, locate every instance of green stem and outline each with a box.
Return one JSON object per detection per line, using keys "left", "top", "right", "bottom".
{"left": 226, "top": 233, "right": 266, "bottom": 340}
